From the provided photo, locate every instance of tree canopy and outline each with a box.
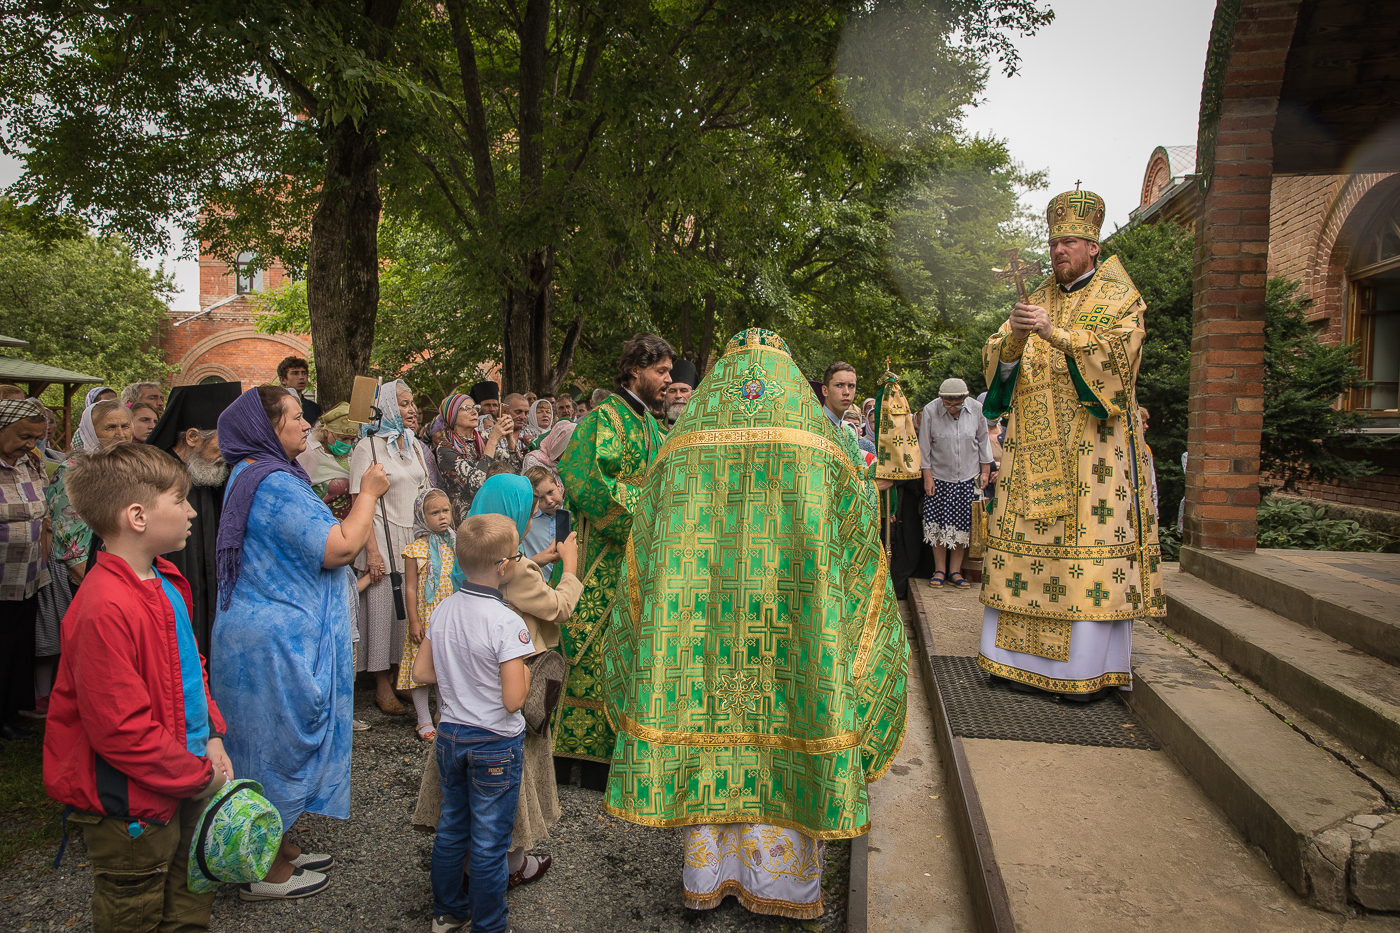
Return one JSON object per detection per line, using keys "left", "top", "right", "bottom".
{"left": 1, "top": 0, "right": 1053, "bottom": 400}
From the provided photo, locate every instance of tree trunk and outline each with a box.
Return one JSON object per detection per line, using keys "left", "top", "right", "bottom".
{"left": 306, "top": 120, "right": 382, "bottom": 407}
{"left": 680, "top": 296, "right": 693, "bottom": 359}
{"left": 698, "top": 291, "right": 716, "bottom": 379}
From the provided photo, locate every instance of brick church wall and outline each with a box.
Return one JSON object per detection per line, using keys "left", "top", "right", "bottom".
{"left": 160, "top": 250, "right": 311, "bottom": 389}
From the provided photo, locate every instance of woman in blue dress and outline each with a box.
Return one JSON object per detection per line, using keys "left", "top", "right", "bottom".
{"left": 209, "top": 385, "right": 390, "bottom": 902}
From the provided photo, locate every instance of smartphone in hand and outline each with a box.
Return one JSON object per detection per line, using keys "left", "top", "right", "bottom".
{"left": 555, "top": 509, "right": 572, "bottom": 543}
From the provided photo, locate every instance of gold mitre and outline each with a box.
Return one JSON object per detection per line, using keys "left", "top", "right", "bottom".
{"left": 1046, "top": 188, "right": 1106, "bottom": 243}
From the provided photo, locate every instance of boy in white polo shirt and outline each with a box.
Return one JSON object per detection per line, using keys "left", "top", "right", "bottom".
{"left": 413, "top": 513, "right": 534, "bottom": 933}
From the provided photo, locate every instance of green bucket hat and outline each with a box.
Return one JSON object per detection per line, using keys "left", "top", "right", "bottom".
{"left": 187, "top": 779, "right": 283, "bottom": 893}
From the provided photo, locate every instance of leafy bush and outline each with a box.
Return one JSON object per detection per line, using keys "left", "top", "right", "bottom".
{"left": 1157, "top": 525, "right": 1182, "bottom": 562}
{"left": 1256, "top": 497, "right": 1397, "bottom": 552}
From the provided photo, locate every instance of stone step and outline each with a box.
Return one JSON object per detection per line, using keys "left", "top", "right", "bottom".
{"left": 1126, "top": 621, "right": 1397, "bottom": 913}
{"left": 1164, "top": 565, "right": 1400, "bottom": 779}
{"left": 1180, "top": 546, "right": 1400, "bottom": 667}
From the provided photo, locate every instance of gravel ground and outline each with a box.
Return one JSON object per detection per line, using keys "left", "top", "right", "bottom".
{"left": 2, "top": 680, "right": 849, "bottom": 933}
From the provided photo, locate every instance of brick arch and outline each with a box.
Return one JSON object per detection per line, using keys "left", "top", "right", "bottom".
{"left": 173, "top": 328, "right": 310, "bottom": 387}
{"left": 1312, "top": 173, "right": 1399, "bottom": 342}
{"left": 1140, "top": 152, "right": 1172, "bottom": 208}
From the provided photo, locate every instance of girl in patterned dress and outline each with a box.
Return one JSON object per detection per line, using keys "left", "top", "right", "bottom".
{"left": 399, "top": 489, "right": 457, "bottom": 741}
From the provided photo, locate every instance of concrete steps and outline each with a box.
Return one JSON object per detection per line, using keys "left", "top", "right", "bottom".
{"left": 1180, "top": 546, "right": 1400, "bottom": 666}
{"left": 1165, "top": 568, "right": 1400, "bottom": 778}
{"left": 1131, "top": 550, "right": 1400, "bottom": 915}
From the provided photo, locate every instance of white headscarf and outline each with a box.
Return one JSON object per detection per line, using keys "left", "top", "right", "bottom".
{"left": 77, "top": 400, "right": 104, "bottom": 451}
{"left": 525, "top": 399, "right": 552, "bottom": 436}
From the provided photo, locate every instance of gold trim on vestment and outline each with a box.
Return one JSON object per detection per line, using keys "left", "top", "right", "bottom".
{"left": 561, "top": 697, "right": 606, "bottom": 710}
{"left": 721, "top": 341, "right": 792, "bottom": 361}
{"left": 594, "top": 501, "right": 627, "bottom": 532}
{"left": 652, "top": 427, "right": 860, "bottom": 483}
{"left": 862, "top": 722, "right": 906, "bottom": 783}
{"left": 994, "top": 610, "right": 1071, "bottom": 661}
{"left": 683, "top": 882, "right": 823, "bottom": 920}
{"left": 601, "top": 802, "right": 870, "bottom": 841}
{"left": 976, "top": 654, "right": 1131, "bottom": 693}
{"left": 852, "top": 548, "right": 889, "bottom": 679}
{"left": 626, "top": 532, "right": 641, "bottom": 627}
{"left": 613, "top": 710, "right": 862, "bottom": 754}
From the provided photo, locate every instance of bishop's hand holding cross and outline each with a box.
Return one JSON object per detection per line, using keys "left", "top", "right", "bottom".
{"left": 994, "top": 249, "right": 1051, "bottom": 345}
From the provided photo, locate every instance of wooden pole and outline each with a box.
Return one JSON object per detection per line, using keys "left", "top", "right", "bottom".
{"left": 62, "top": 383, "right": 78, "bottom": 451}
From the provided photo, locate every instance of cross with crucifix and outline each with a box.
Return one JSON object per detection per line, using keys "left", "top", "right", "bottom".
{"left": 993, "top": 248, "right": 1042, "bottom": 303}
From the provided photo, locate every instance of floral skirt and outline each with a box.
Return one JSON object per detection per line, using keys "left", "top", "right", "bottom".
{"left": 922, "top": 477, "right": 978, "bottom": 549}
{"left": 683, "top": 823, "right": 823, "bottom": 919}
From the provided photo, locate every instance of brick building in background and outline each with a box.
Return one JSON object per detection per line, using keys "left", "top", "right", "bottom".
{"left": 159, "top": 246, "right": 312, "bottom": 389}
{"left": 1127, "top": 140, "right": 1399, "bottom": 523}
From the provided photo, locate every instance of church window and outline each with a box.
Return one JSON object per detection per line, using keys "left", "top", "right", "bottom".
{"left": 235, "top": 251, "right": 263, "bottom": 294}
{"left": 1348, "top": 186, "right": 1400, "bottom": 413}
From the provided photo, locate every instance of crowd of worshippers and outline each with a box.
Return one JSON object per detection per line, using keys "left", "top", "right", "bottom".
{"left": 0, "top": 342, "right": 906, "bottom": 919}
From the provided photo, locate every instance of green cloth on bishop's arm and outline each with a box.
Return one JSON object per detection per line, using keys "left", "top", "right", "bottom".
{"left": 983, "top": 355, "right": 1108, "bottom": 423}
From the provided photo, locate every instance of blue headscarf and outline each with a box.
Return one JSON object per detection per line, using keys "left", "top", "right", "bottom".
{"left": 450, "top": 473, "right": 534, "bottom": 591}
{"left": 361, "top": 379, "right": 413, "bottom": 459}
{"left": 215, "top": 388, "right": 313, "bottom": 609}
{"left": 414, "top": 490, "right": 456, "bottom": 607}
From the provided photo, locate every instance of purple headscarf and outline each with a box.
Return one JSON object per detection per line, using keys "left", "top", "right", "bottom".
{"left": 214, "top": 387, "right": 313, "bottom": 609}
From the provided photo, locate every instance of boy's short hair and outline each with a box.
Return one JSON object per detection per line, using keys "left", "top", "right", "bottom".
{"left": 67, "top": 443, "right": 190, "bottom": 539}
{"left": 485, "top": 459, "right": 517, "bottom": 478}
{"left": 823, "top": 361, "right": 856, "bottom": 387}
{"left": 0, "top": 383, "right": 25, "bottom": 401}
{"left": 523, "top": 465, "right": 557, "bottom": 490}
{"left": 455, "top": 514, "right": 518, "bottom": 578}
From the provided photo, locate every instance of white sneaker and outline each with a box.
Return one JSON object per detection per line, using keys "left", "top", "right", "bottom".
{"left": 353, "top": 719, "right": 371, "bottom": 732}
{"left": 289, "top": 852, "right": 334, "bottom": 871}
{"left": 431, "top": 914, "right": 469, "bottom": 933}
{"left": 238, "top": 867, "right": 329, "bottom": 901}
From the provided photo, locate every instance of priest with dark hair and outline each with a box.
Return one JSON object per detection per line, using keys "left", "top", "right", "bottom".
{"left": 146, "top": 381, "right": 242, "bottom": 654}
{"left": 468, "top": 380, "right": 500, "bottom": 429}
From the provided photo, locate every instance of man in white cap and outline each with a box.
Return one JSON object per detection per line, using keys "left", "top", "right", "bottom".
{"left": 978, "top": 187, "right": 1164, "bottom": 701}
{"left": 917, "top": 378, "right": 994, "bottom": 589}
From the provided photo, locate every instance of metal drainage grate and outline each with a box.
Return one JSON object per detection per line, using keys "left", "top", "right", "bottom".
{"left": 929, "top": 655, "right": 1160, "bottom": 751}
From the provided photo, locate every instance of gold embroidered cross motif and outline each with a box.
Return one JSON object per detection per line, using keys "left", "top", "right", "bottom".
{"left": 724, "top": 363, "right": 787, "bottom": 418}
{"left": 993, "top": 248, "right": 1043, "bottom": 303}
{"left": 714, "top": 670, "right": 761, "bottom": 715}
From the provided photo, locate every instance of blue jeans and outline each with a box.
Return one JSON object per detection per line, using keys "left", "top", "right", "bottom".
{"left": 431, "top": 722, "right": 524, "bottom": 931}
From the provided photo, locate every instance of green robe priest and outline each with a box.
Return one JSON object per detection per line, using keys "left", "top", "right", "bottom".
{"left": 600, "top": 328, "right": 908, "bottom": 918}
{"left": 979, "top": 188, "right": 1165, "bottom": 699}
{"left": 553, "top": 334, "right": 673, "bottom": 785}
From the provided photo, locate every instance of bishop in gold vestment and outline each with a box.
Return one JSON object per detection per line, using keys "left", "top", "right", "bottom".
{"left": 978, "top": 189, "right": 1164, "bottom": 697}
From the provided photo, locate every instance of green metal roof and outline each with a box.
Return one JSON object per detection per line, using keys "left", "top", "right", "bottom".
{"left": 0, "top": 334, "right": 30, "bottom": 348}
{"left": 0, "top": 355, "right": 103, "bottom": 384}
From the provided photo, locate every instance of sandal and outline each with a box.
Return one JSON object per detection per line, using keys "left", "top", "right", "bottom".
{"left": 375, "top": 694, "right": 406, "bottom": 715}
{"left": 949, "top": 572, "right": 972, "bottom": 589}
{"left": 928, "top": 571, "right": 946, "bottom": 588}
{"left": 416, "top": 724, "right": 437, "bottom": 743}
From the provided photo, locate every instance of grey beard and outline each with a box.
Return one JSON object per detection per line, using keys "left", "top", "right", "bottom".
{"left": 187, "top": 455, "right": 230, "bottom": 487}
{"left": 666, "top": 403, "right": 687, "bottom": 424}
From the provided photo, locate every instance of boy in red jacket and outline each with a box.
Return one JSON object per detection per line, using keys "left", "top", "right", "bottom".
{"left": 45, "top": 444, "right": 234, "bottom": 931}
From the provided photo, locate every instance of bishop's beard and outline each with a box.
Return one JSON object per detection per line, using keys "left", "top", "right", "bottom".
{"left": 186, "top": 455, "right": 230, "bottom": 487}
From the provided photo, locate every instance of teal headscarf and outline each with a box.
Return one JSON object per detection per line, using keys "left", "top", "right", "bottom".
{"left": 450, "top": 473, "right": 534, "bottom": 591}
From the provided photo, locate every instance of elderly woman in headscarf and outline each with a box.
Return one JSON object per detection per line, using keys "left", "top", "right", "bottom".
{"left": 434, "top": 392, "right": 518, "bottom": 521}
{"left": 350, "top": 379, "right": 433, "bottom": 715}
{"left": 413, "top": 474, "right": 582, "bottom": 889}
{"left": 393, "top": 381, "right": 444, "bottom": 490}
{"left": 208, "top": 385, "right": 390, "bottom": 900}
{"left": 47, "top": 400, "right": 131, "bottom": 590}
{"left": 520, "top": 398, "right": 553, "bottom": 443}
{"left": 296, "top": 402, "right": 360, "bottom": 521}
{"left": 67, "top": 386, "right": 116, "bottom": 451}
{"left": 0, "top": 399, "right": 53, "bottom": 735}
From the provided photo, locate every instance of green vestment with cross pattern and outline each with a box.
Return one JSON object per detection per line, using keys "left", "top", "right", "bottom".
{"left": 597, "top": 328, "right": 909, "bottom": 838}
{"left": 552, "top": 391, "right": 666, "bottom": 762}
{"left": 978, "top": 256, "right": 1166, "bottom": 693}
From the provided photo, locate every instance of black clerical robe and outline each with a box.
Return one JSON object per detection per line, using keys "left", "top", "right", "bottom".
{"left": 163, "top": 481, "right": 223, "bottom": 657}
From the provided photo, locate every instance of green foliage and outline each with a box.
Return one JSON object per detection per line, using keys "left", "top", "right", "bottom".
{"left": 0, "top": 230, "right": 174, "bottom": 398}
{"left": 1262, "top": 278, "right": 1384, "bottom": 491}
{"left": 1101, "top": 220, "right": 1193, "bottom": 528}
{"left": 1256, "top": 497, "right": 1397, "bottom": 552}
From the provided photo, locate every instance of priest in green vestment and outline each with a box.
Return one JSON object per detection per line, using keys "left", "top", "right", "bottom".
{"left": 552, "top": 334, "right": 673, "bottom": 784}
{"left": 600, "top": 328, "right": 908, "bottom": 918}
{"left": 978, "top": 187, "right": 1165, "bottom": 700}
